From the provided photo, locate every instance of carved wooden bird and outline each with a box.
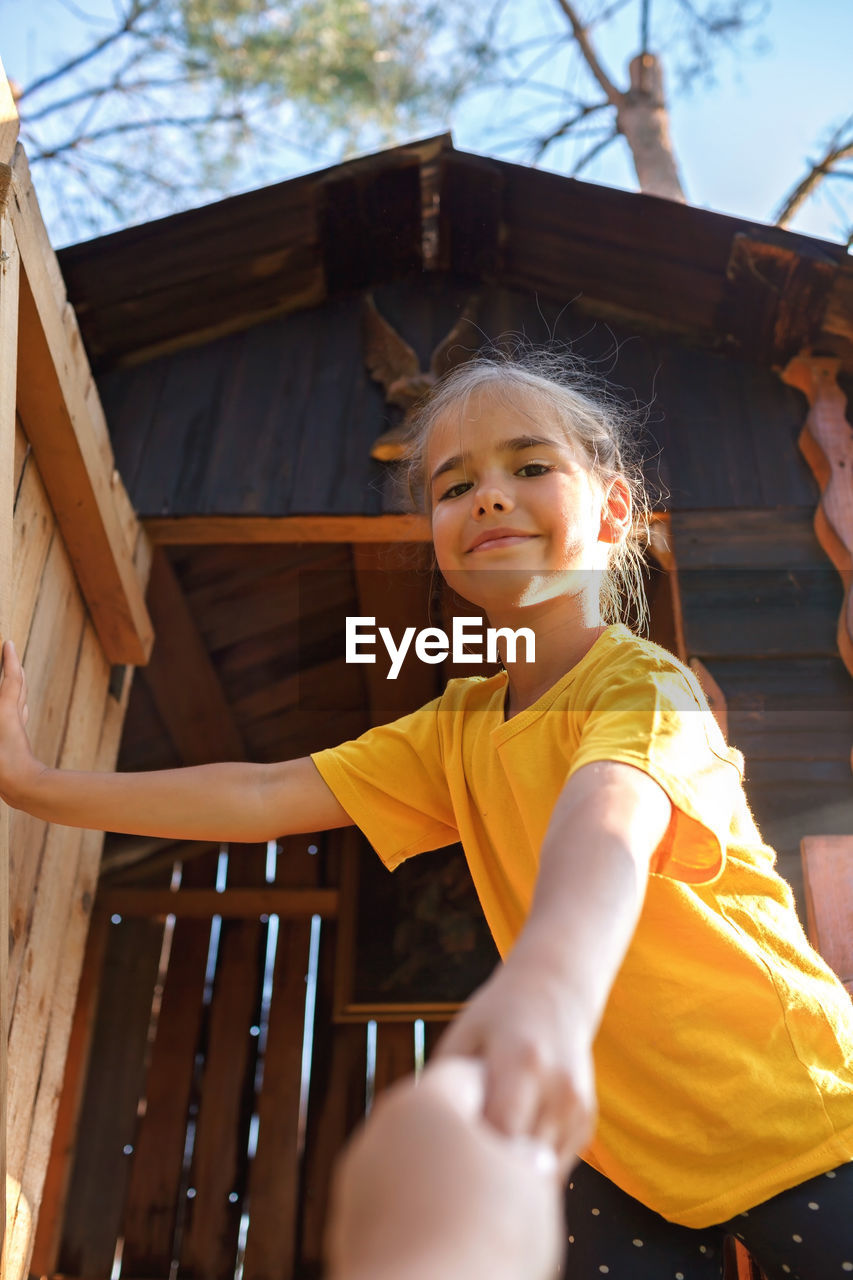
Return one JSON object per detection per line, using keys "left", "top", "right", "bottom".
{"left": 363, "top": 293, "right": 479, "bottom": 461}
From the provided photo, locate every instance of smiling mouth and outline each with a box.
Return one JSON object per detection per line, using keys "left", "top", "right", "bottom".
{"left": 467, "top": 534, "right": 538, "bottom": 554}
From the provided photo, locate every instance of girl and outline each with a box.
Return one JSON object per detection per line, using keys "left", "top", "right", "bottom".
{"left": 1, "top": 353, "right": 852, "bottom": 1280}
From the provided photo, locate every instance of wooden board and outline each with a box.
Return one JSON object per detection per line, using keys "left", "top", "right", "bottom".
{"left": 8, "top": 532, "right": 86, "bottom": 1007}
{"left": 31, "top": 662, "right": 141, "bottom": 1278}
{"left": 373, "top": 1023, "right": 415, "bottom": 1099}
{"left": 241, "top": 919, "right": 313, "bottom": 1280}
{"left": 119, "top": 850, "right": 219, "bottom": 1277}
{"left": 11, "top": 149, "right": 152, "bottom": 664}
{"left": 56, "top": 914, "right": 167, "bottom": 1277}
{"left": 10, "top": 446, "right": 55, "bottom": 653}
{"left": 5, "top": 624, "right": 109, "bottom": 1280}
{"left": 143, "top": 548, "right": 246, "bottom": 765}
{"left": 0, "top": 187, "right": 20, "bottom": 1261}
{"left": 177, "top": 844, "right": 266, "bottom": 1280}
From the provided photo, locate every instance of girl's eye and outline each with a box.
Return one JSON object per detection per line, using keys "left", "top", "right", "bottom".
{"left": 517, "top": 462, "right": 552, "bottom": 477}
{"left": 438, "top": 480, "right": 472, "bottom": 501}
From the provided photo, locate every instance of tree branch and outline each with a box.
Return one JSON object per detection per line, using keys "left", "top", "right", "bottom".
{"left": 572, "top": 128, "right": 620, "bottom": 175}
{"left": 29, "top": 110, "right": 247, "bottom": 162}
{"left": 16, "top": 0, "right": 152, "bottom": 104}
{"left": 775, "top": 116, "right": 853, "bottom": 227}
{"left": 552, "top": 0, "right": 623, "bottom": 104}
{"left": 533, "top": 101, "right": 610, "bottom": 161}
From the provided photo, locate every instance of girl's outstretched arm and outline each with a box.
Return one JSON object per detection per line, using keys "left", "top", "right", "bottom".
{"left": 436, "top": 759, "right": 672, "bottom": 1171}
{"left": 0, "top": 639, "right": 353, "bottom": 843}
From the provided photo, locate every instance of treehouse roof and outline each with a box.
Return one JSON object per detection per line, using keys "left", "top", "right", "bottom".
{"left": 58, "top": 133, "right": 852, "bottom": 377}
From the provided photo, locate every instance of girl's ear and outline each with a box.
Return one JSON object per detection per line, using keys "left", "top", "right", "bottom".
{"left": 598, "top": 477, "right": 632, "bottom": 545}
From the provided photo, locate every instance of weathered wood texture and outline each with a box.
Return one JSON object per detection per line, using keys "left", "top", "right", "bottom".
{"left": 0, "top": 166, "right": 20, "bottom": 1259}
{"left": 95, "top": 279, "right": 818, "bottom": 524}
{"left": 57, "top": 140, "right": 848, "bottom": 377}
{"left": 11, "top": 147, "right": 152, "bottom": 664}
{"left": 670, "top": 507, "right": 853, "bottom": 908}
{"left": 3, "top": 131, "right": 151, "bottom": 1278}
{"left": 4, "top": 447, "right": 150, "bottom": 1279}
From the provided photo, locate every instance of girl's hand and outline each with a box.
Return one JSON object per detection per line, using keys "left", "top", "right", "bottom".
{"left": 434, "top": 957, "right": 596, "bottom": 1174}
{"left": 0, "top": 641, "right": 42, "bottom": 805}
{"left": 327, "top": 1057, "right": 563, "bottom": 1280}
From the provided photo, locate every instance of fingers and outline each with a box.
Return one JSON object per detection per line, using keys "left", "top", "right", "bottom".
{"left": 416, "top": 1056, "right": 486, "bottom": 1123}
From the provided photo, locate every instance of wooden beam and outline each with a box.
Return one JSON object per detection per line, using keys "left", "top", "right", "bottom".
{"left": 98, "top": 887, "right": 339, "bottom": 919}
{"left": 10, "top": 149, "right": 152, "bottom": 666}
{"left": 0, "top": 55, "right": 19, "bottom": 166}
{"left": 0, "top": 166, "right": 20, "bottom": 1262}
{"left": 143, "top": 547, "right": 246, "bottom": 765}
{"left": 144, "top": 513, "right": 431, "bottom": 544}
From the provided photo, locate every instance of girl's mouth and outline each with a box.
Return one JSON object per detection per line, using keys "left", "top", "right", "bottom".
{"left": 466, "top": 530, "right": 538, "bottom": 554}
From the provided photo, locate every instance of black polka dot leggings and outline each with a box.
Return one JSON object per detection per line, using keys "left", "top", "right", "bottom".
{"left": 564, "top": 1158, "right": 853, "bottom": 1279}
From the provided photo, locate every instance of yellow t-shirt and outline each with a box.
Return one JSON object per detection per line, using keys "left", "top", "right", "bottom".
{"left": 311, "top": 624, "right": 853, "bottom": 1226}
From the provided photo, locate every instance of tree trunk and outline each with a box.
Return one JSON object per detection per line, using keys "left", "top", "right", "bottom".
{"left": 616, "top": 53, "right": 686, "bottom": 202}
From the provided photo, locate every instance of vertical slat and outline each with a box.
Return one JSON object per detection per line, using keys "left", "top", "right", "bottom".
{"left": 0, "top": 173, "right": 21, "bottom": 1261}
{"left": 8, "top": 531, "right": 86, "bottom": 1007}
{"left": 56, "top": 912, "right": 166, "bottom": 1277}
{"left": 373, "top": 1023, "right": 415, "bottom": 1099}
{"left": 299, "top": 906, "right": 366, "bottom": 1273}
{"left": 28, "top": 651, "right": 140, "bottom": 1277}
{"left": 119, "top": 849, "right": 219, "bottom": 1278}
{"left": 5, "top": 622, "right": 110, "bottom": 1280}
{"left": 241, "top": 918, "right": 312, "bottom": 1280}
{"left": 178, "top": 844, "right": 266, "bottom": 1280}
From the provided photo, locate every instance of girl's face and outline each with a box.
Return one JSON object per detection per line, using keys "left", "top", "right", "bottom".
{"left": 426, "top": 389, "right": 626, "bottom": 616}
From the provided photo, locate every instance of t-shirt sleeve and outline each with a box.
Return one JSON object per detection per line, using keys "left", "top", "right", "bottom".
{"left": 566, "top": 656, "right": 744, "bottom": 883}
{"left": 311, "top": 697, "right": 459, "bottom": 870}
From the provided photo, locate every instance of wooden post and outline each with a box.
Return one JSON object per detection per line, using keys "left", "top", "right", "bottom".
{"left": 0, "top": 51, "right": 21, "bottom": 1258}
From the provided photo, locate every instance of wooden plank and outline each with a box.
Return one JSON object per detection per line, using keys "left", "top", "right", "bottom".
{"left": 299, "top": 889, "right": 367, "bottom": 1272}
{"left": 669, "top": 508, "right": 828, "bottom": 569}
{"left": 0, "top": 177, "right": 20, "bottom": 1262}
{"left": 32, "top": 663, "right": 141, "bottom": 1278}
{"left": 8, "top": 534, "right": 86, "bottom": 1008}
{"left": 143, "top": 548, "right": 246, "bottom": 765}
{"left": 0, "top": 55, "right": 19, "bottom": 165}
{"left": 373, "top": 1023, "right": 415, "bottom": 1099}
{"left": 100, "top": 888, "right": 340, "bottom": 919}
{"left": 118, "top": 851, "right": 219, "bottom": 1278}
{"left": 5, "top": 623, "right": 110, "bottom": 1280}
{"left": 144, "top": 514, "right": 430, "bottom": 544}
{"left": 177, "top": 844, "right": 267, "bottom": 1280}
{"left": 10, "top": 449, "right": 55, "bottom": 652}
{"left": 56, "top": 913, "right": 167, "bottom": 1277}
{"left": 241, "top": 918, "right": 313, "bottom": 1280}
{"left": 801, "top": 836, "right": 853, "bottom": 992}
{"left": 353, "top": 542, "right": 438, "bottom": 724}
{"left": 13, "top": 415, "right": 28, "bottom": 499}
{"left": 10, "top": 151, "right": 152, "bottom": 665}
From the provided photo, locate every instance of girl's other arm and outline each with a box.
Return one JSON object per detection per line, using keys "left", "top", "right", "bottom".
{"left": 437, "top": 759, "right": 672, "bottom": 1169}
{"left": 0, "top": 640, "right": 353, "bottom": 843}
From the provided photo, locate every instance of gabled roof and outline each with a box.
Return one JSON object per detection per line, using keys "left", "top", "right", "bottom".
{"left": 58, "top": 134, "right": 853, "bottom": 376}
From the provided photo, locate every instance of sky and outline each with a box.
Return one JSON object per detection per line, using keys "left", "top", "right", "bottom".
{"left": 2, "top": 0, "right": 852, "bottom": 247}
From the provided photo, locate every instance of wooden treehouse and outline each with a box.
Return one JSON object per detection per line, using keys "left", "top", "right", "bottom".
{"left": 2, "top": 60, "right": 853, "bottom": 1280}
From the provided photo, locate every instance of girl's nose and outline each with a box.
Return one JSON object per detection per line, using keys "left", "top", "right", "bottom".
{"left": 473, "top": 482, "right": 514, "bottom": 516}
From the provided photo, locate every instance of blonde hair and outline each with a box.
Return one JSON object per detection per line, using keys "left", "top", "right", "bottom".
{"left": 404, "top": 348, "right": 653, "bottom": 633}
